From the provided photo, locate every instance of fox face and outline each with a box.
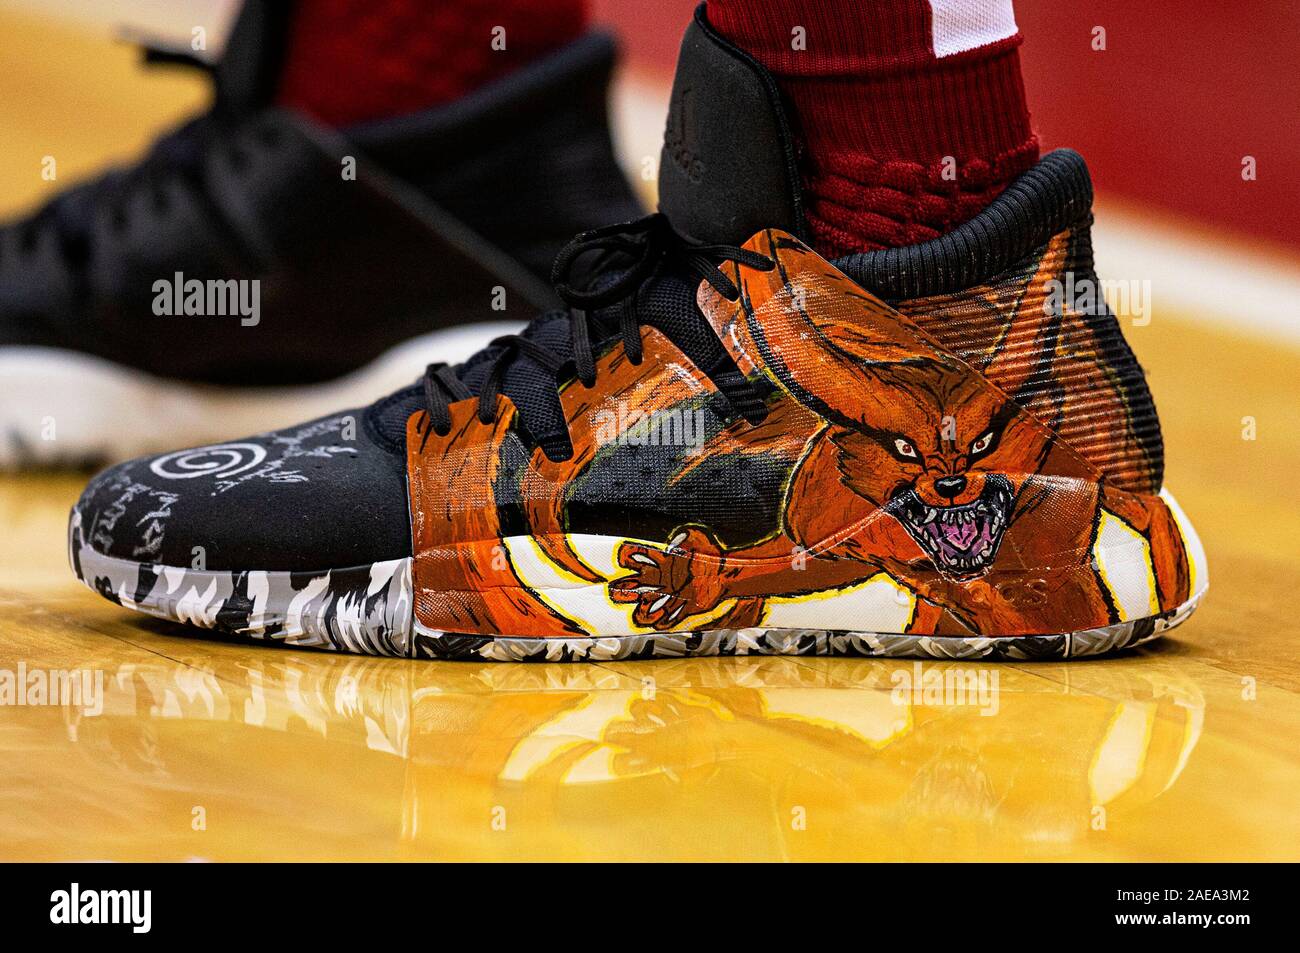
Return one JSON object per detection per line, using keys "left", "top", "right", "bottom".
{"left": 828, "top": 359, "right": 1055, "bottom": 580}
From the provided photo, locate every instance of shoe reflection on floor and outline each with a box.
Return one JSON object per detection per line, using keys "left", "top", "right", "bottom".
{"left": 7, "top": 635, "right": 1212, "bottom": 861}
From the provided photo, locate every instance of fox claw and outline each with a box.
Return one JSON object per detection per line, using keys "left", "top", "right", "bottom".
{"left": 611, "top": 527, "right": 725, "bottom": 631}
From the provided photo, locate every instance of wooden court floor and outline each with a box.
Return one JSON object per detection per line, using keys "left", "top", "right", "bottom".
{"left": 1, "top": 10, "right": 1298, "bottom": 861}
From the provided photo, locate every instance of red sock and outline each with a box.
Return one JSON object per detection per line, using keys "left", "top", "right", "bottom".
{"left": 275, "top": 0, "right": 588, "bottom": 127}
{"left": 707, "top": 0, "right": 1039, "bottom": 257}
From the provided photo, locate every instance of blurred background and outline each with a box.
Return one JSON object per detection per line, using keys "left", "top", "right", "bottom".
{"left": 2, "top": 0, "right": 1297, "bottom": 340}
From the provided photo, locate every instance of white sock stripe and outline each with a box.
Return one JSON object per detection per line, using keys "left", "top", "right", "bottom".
{"left": 928, "top": 0, "right": 1019, "bottom": 58}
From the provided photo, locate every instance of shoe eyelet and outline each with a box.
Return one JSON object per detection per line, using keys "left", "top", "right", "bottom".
{"left": 543, "top": 446, "right": 576, "bottom": 464}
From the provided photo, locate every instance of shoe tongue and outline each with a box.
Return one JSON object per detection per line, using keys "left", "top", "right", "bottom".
{"left": 657, "top": 6, "right": 806, "bottom": 246}
{"left": 365, "top": 307, "right": 605, "bottom": 457}
{"left": 366, "top": 271, "right": 711, "bottom": 459}
{"left": 211, "top": 0, "right": 294, "bottom": 115}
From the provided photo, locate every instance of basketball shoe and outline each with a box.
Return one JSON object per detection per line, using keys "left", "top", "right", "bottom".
{"left": 68, "top": 7, "right": 1206, "bottom": 660}
{"left": 1, "top": 0, "right": 640, "bottom": 467}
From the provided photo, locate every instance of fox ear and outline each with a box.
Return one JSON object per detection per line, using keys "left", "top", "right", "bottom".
{"left": 980, "top": 238, "right": 1064, "bottom": 396}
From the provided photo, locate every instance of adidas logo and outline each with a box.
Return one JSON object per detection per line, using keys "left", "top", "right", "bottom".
{"left": 664, "top": 86, "right": 706, "bottom": 183}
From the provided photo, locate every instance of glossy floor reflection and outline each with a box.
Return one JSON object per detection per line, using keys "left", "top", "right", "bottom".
{"left": 0, "top": 617, "right": 1220, "bottom": 860}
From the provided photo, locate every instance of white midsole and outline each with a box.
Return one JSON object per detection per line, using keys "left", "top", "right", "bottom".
{"left": 0, "top": 321, "right": 522, "bottom": 467}
{"left": 69, "top": 510, "right": 1207, "bottom": 661}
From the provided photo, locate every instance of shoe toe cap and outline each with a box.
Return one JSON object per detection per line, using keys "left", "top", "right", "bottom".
{"left": 71, "top": 411, "right": 412, "bottom": 572}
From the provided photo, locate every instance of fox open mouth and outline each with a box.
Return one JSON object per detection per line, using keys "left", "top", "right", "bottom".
{"left": 891, "top": 476, "right": 1015, "bottom": 578}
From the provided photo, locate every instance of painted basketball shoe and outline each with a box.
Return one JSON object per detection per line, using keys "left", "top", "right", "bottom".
{"left": 1, "top": 0, "right": 639, "bottom": 467}
{"left": 68, "top": 8, "right": 1206, "bottom": 660}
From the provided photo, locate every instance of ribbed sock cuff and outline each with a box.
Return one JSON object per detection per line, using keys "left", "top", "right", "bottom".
{"left": 706, "top": 0, "right": 1039, "bottom": 255}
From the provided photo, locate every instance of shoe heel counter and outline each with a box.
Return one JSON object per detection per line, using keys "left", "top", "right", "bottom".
{"left": 1069, "top": 219, "right": 1165, "bottom": 492}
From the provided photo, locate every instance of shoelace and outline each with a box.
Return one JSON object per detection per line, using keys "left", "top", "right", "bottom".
{"left": 11, "top": 47, "right": 227, "bottom": 263}
{"left": 417, "top": 213, "right": 775, "bottom": 456}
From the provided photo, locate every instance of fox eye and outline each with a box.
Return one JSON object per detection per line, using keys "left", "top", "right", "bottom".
{"left": 970, "top": 431, "right": 994, "bottom": 455}
{"left": 894, "top": 438, "right": 918, "bottom": 459}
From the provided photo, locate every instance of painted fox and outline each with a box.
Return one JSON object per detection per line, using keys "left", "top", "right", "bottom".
{"left": 610, "top": 233, "right": 1195, "bottom": 637}
{"left": 404, "top": 229, "right": 1203, "bottom": 653}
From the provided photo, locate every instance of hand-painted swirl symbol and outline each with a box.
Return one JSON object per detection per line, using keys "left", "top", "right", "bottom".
{"left": 148, "top": 443, "right": 267, "bottom": 480}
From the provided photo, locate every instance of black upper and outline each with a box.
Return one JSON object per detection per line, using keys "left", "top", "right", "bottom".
{"left": 1, "top": 0, "right": 640, "bottom": 386}
{"left": 74, "top": 410, "right": 411, "bottom": 572}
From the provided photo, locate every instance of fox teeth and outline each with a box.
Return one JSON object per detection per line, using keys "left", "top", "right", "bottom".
{"left": 922, "top": 508, "right": 937, "bottom": 525}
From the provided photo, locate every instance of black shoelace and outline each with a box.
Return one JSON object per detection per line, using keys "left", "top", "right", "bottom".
{"left": 10, "top": 47, "right": 228, "bottom": 265}
{"left": 416, "top": 213, "right": 775, "bottom": 456}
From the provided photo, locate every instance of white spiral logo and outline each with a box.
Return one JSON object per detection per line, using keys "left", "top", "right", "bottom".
{"left": 149, "top": 443, "right": 267, "bottom": 480}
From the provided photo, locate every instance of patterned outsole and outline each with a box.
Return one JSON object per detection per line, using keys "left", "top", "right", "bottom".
{"left": 70, "top": 512, "right": 1202, "bottom": 662}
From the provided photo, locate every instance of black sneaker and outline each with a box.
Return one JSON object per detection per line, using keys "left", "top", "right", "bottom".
{"left": 1, "top": 0, "right": 640, "bottom": 467}
{"left": 69, "top": 6, "right": 1206, "bottom": 661}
